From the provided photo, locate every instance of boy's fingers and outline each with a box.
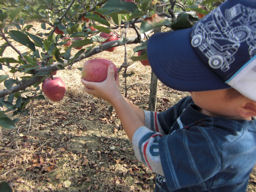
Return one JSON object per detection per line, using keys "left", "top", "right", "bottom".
{"left": 84, "top": 87, "right": 96, "bottom": 95}
{"left": 81, "top": 79, "right": 96, "bottom": 90}
{"left": 107, "top": 65, "right": 116, "bottom": 80}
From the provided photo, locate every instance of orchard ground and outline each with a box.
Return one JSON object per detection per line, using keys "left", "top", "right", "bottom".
{"left": 0, "top": 22, "right": 256, "bottom": 192}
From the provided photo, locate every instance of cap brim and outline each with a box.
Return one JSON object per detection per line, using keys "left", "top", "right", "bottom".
{"left": 147, "top": 28, "right": 229, "bottom": 91}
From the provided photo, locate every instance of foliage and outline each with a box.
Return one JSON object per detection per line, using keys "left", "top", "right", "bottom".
{"left": 0, "top": 0, "right": 221, "bottom": 129}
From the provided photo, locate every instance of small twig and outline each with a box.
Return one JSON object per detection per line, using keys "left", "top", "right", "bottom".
{"left": 34, "top": 139, "right": 51, "bottom": 152}
{"left": 0, "top": 166, "right": 18, "bottom": 178}
{"left": 49, "top": 0, "right": 77, "bottom": 36}
{"left": 27, "top": 99, "right": 34, "bottom": 133}
{"left": 123, "top": 23, "right": 129, "bottom": 98}
{"left": 0, "top": 29, "right": 28, "bottom": 65}
{"left": 74, "top": 36, "right": 140, "bottom": 63}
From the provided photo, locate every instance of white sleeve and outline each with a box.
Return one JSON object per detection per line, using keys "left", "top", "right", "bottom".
{"left": 132, "top": 126, "right": 164, "bottom": 176}
{"left": 144, "top": 110, "right": 165, "bottom": 134}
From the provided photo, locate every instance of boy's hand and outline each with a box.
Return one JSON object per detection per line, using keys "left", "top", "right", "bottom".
{"left": 81, "top": 65, "right": 121, "bottom": 104}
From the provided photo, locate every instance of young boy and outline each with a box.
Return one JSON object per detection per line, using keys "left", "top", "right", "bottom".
{"left": 82, "top": 0, "right": 256, "bottom": 191}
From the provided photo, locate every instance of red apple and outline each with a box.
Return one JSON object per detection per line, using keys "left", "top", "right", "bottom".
{"left": 89, "top": 25, "right": 96, "bottom": 31}
{"left": 63, "top": 37, "right": 72, "bottom": 47}
{"left": 42, "top": 77, "right": 66, "bottom": 102}
{"left": 82, "top": 58, "right": 118, "bottom": 82}
{"left": 144, "top": 13, "right": 161, "bottom": 23}
{"left": 100, "top": 32, "right": 119, "bottom": 52}
{"left": 196, "top": 5, "right": 206, "bottom": 19}
{"left": 138, "top": 50, "right": 150, "bottom": 66}
{"left": 54, "top": 27, "right": 64, "bottom": 35}
{"left": 81, "top": 16, "right": 89, "bottom": 22}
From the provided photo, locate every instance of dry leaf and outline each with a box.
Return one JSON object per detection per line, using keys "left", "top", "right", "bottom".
{"left": 63, "top": 180, "right": 72, "bottom": 188}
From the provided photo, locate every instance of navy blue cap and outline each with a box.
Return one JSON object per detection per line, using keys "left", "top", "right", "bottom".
{"left": 147, "top": 0, "right": 256, "bottom": 100}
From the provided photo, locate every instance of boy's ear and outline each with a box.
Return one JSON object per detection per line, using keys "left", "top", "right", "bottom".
{"left": 239, "top": 102, "right": 256, "bottom": 118}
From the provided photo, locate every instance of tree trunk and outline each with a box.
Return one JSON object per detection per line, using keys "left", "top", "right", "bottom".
{"left": 148, "top": 5, "right": 164, "bottom": 111}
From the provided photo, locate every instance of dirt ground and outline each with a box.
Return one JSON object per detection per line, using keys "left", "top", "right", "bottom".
{"left": 0, "top": 22, "right": 256, "bottom": 192}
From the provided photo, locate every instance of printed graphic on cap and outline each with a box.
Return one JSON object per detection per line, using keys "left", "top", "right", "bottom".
{"left": 191, "top": 4, "right": 256, "bottom": 72}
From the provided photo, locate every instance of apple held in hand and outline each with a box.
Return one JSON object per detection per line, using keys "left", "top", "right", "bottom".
{"left": 42, "top": 77, "right": 66, "bottom": 102}
{"left": 82, "top": 58, "right": 118, "bottom": 82}
{"left": 100, "top": 32, "right": 119, "bottom": 52}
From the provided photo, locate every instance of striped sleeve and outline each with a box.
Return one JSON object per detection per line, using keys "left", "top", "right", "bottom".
{"left": 132, "top": 126, "right": 164, "bottom": 176}
{"left": 144, "top": 111, "right": 165, "bottom": 134}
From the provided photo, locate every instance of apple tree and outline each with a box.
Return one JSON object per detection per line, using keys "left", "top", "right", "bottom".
{"left": 0, "top": 0, "right": 223, "bottom": 129}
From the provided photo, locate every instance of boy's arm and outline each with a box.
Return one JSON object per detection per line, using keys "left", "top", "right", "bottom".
{"left": 125, "top": 98, "right": 166, "bottom": 134}
{"left": 81, "top": 66, "right": 164, "bottom": 175}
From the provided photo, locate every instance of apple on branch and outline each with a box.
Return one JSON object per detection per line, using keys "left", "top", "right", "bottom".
{"left": 88, "top": 25, "right": 96, "bottom": 32}
{"left": 63, "top": 37, "right": 72, "bottom": 47}
{"left": 42, "top": 77, "right": 66, "bottom": 102}
{"left": 82, "top": 58, "right": 118, "bottom": 82}
{"left": 196, "top": 5, "right": 206, "bottom": 19}
{"left": 54, "top": 27, "right": 64, "bottom": 35}
{"left": 138, "top": 50, "right": 150, "bottom": 66}
{"left": 81, "top": 16, "right": 90, "bottom": 22}
{"left": 100, "top": 32, "right": 119, "bottom": 52}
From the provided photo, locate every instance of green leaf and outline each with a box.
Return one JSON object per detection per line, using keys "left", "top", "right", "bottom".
{"left": 41, "top": 23, "right": 46, "bottom": 30}
{"left": 101, "top": 0, "right": 138, "bottom": 14}
{"left": 63, "top": 47, "right": 72, "bottom": 60}
{"left": 9, "top": 30, "right": 35, "bottom": 51}
{"left": 111, "top": 13, "right": 122, "bottom": 26}
{"left": 133, "top": 42, "right": 148, "bottom": 52}
{"left": 0, "top": 10, "right": 7, "bottom": 21}
{"left": 0, "top": 112, "right": 15, "bottom": 129}
{"left": 93, "top": 25, "right": 111, "bottom": 33}
{"left": 171, "top": 12, "right": 197, "bottom": 30}
{"left": 23, "top": 25, "right": 33, "bottom": 31}
{"left": 8, "top": 7, "right": 23, "bottom": 21}
{"left": 0, "top": 43, "right": 8, "bottom": 56}
{"left": 86, "top": 13, "right": 110, "bottom": 27}
{"left": 4, "top": 79, "right": 16, "bottom": 89}
{"left": 72, "top": 39, "right": 92, "bottom": 49}
{"left": 71, "top": 49, "right": 85, "bottom": 63}
{"left": 140, "top": 19, "right": 171, "bottom": 33}
{"left": 52, "top": 48, "right": 62, "bottom": 62}
{"left": 0, "top": 57, "right": 19, "bottom": 63}
{"left": 0, "top": 75, "right": 9, "bottom": 83}
{"left": 0, "top": 182, "right": 12, "bottom": 192}
{"left": 131, "top": 54, "right": 148, "bottom": 62}
{"left": 27, "top": 33, "right": 43, "bottom": 47}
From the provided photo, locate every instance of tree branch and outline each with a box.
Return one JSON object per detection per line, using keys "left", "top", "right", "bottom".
{"left": 73, "top": 36, "right": 140, "bottom": 63}
{"left": 0, "top": 36, "right": 140, "bottom": 98}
